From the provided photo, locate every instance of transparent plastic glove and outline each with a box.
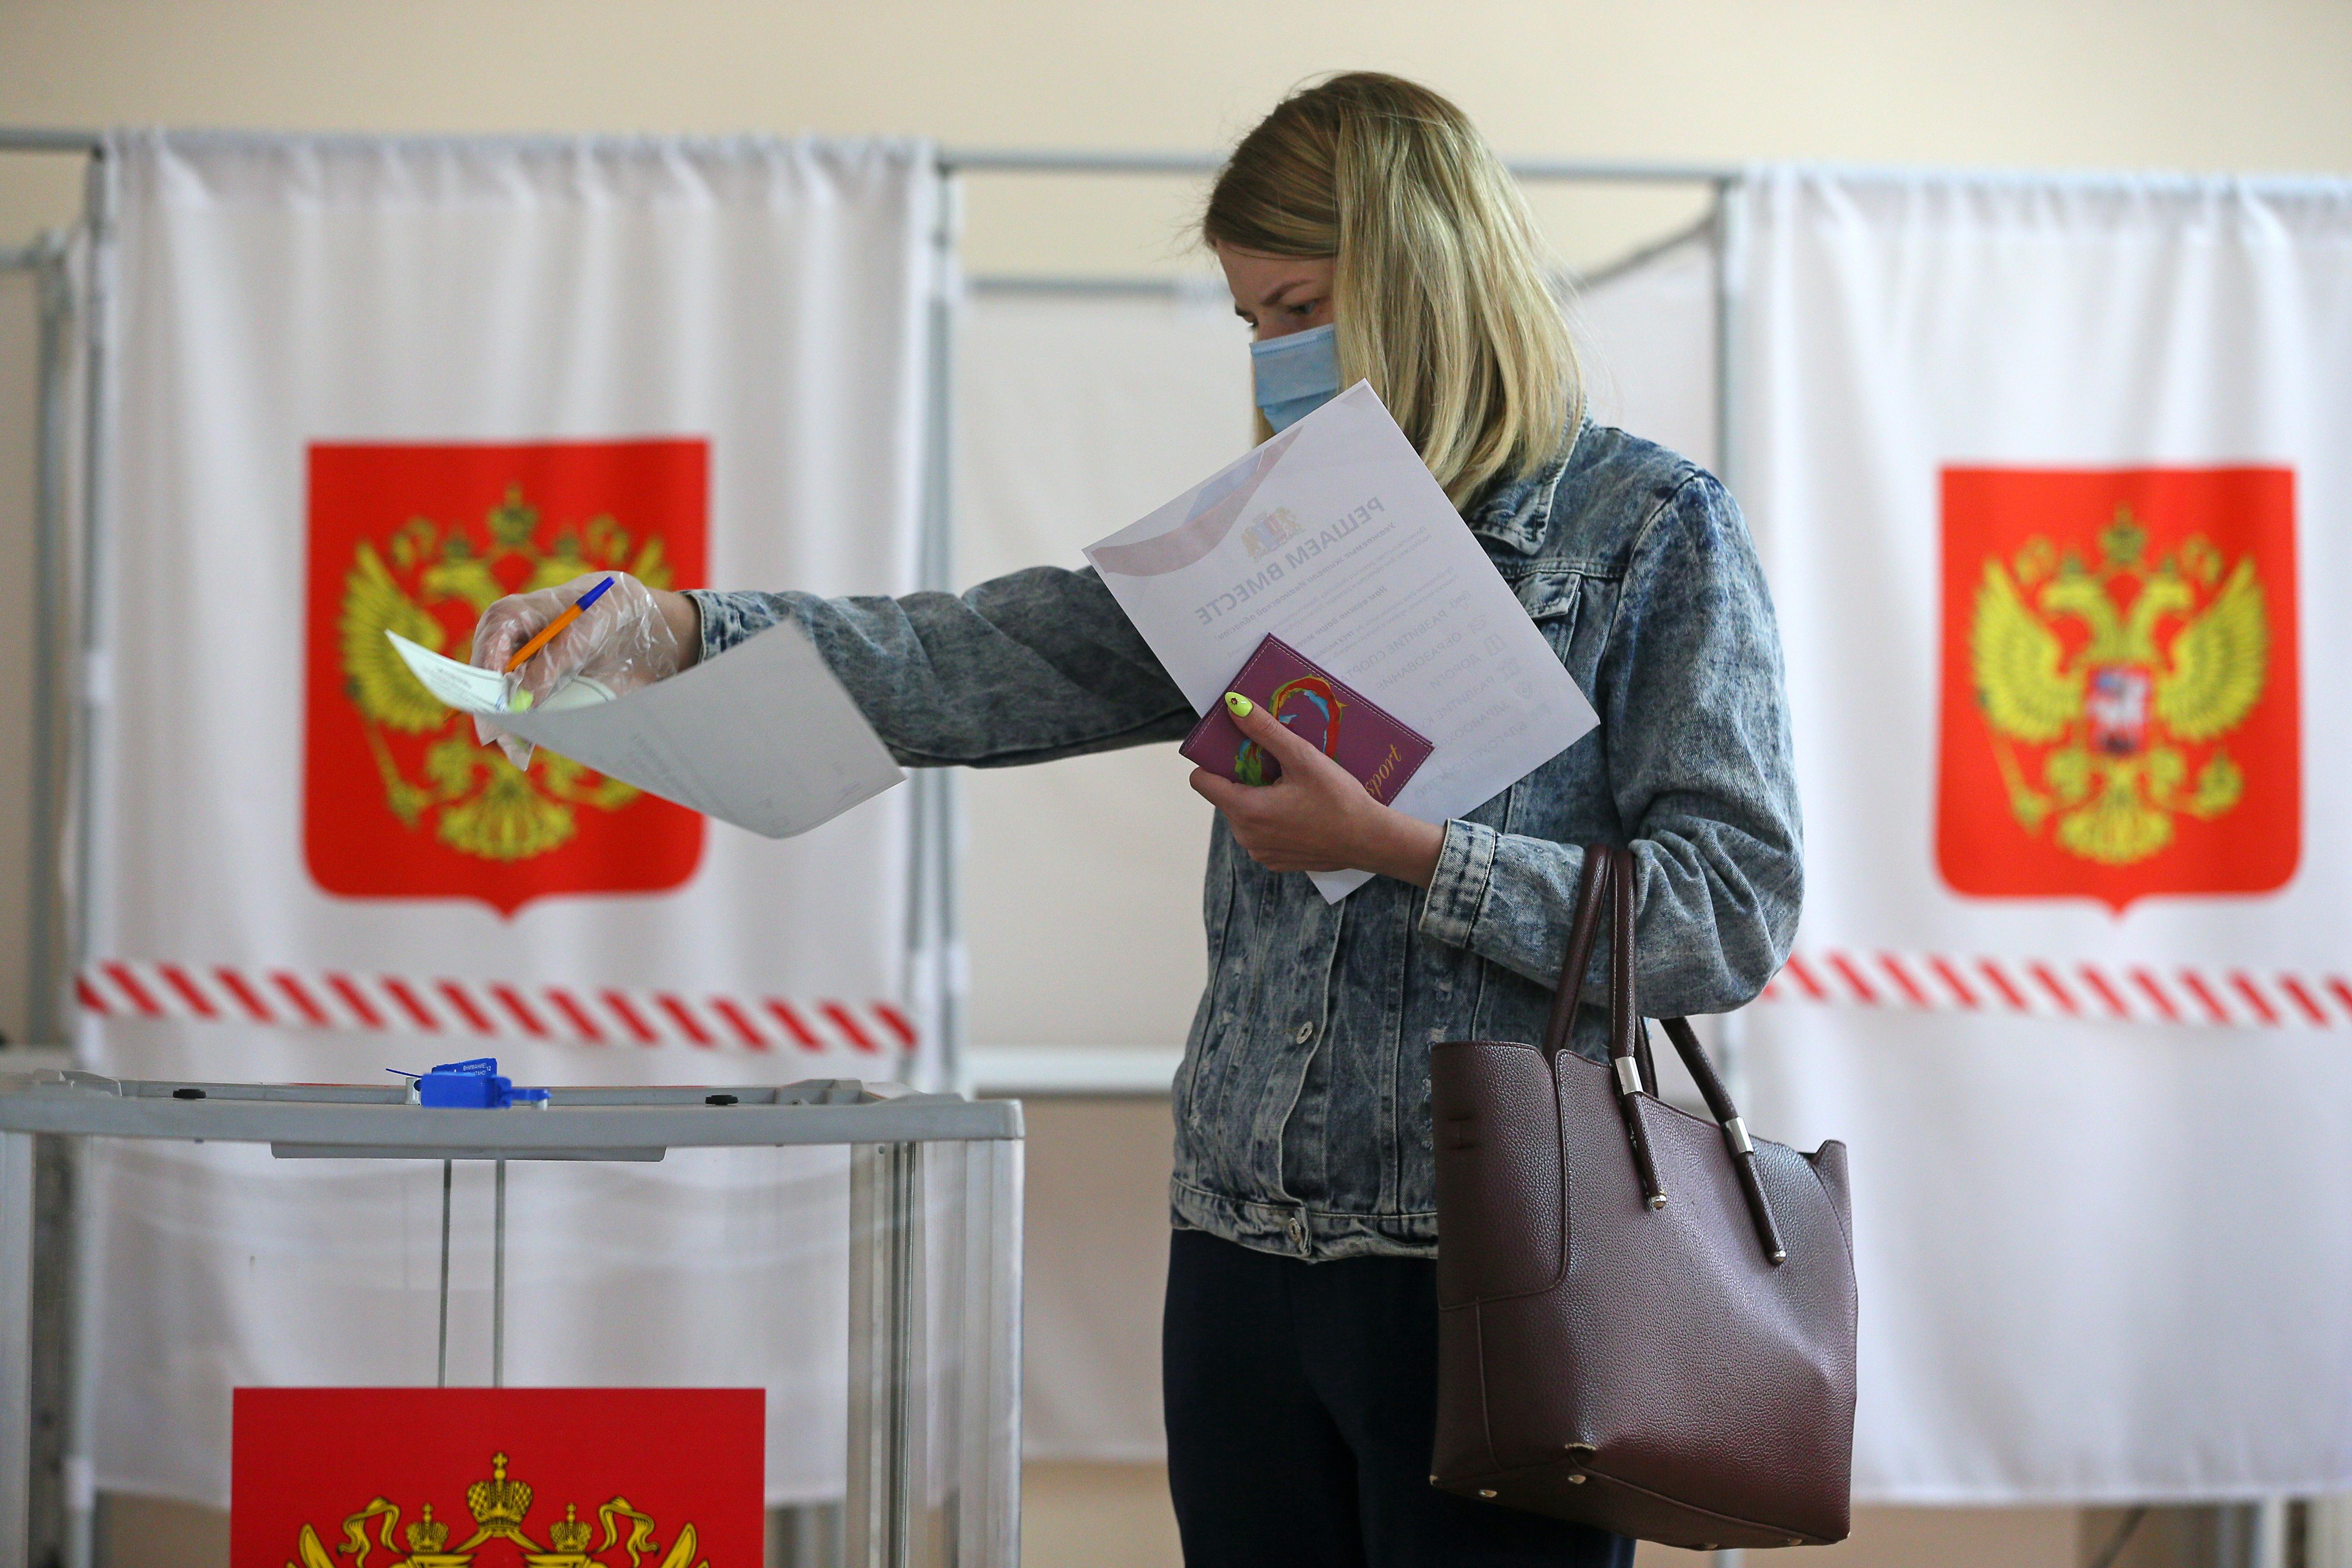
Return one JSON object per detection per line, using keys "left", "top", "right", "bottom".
{"left": 468, "top": 572, "right": 690, "bottom": 767}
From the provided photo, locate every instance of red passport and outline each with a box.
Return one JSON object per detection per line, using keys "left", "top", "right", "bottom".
{"left": 1181, "top": 635, "right": 1434, "bottom": 804}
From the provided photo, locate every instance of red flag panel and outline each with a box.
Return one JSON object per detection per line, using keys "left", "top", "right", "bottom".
{"left": 302, "top": 439, "right": 710, "bottom": 917}
{"left": 1936, "top": 466, "right": 2300, "bottom": 911}
{"left": 231, "top": 1387, "right": 764, "bottom": 1567}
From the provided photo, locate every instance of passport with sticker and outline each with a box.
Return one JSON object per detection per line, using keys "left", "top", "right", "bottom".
{"left": 1180, "top": 634, "right": 1435, "bottom": 804}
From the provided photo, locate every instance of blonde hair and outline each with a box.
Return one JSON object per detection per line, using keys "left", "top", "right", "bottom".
{"left": 1204, "top": 72, "right": 1580, "bottom": 507}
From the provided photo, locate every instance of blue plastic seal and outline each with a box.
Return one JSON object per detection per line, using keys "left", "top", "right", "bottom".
{"left": 414, "top": 1056, "right": 527, "bottom": 1108}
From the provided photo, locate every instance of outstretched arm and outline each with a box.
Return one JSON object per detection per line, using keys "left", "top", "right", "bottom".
{"left": 683, "top": 565, "right": 1196, "bottom": 768}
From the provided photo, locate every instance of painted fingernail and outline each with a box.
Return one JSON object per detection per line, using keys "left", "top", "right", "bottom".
{"left": 1224, "top": 691, "right": 1254, "bottom": 718}
{"left": 509, "top": 690, "right": 535, "bottom": 712}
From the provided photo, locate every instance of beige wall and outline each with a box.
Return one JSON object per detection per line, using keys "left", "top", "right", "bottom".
{"left": 5, "top": 0, "right": 2352, "bottom": 257}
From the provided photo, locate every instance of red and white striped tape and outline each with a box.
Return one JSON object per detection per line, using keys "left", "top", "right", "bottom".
{"left": 85, "top": 951, "right": 2340, "bottom": 1048}
{"left": 1761, "top": 949, "right": 2352, "bottom": 1029}
{"left": 76, "top": 960, "right": 915, "bottom": 1056}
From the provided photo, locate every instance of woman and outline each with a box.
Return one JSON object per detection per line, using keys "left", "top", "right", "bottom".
{"left": 475, "top": 72, "right": 1799, "bottom": 1568}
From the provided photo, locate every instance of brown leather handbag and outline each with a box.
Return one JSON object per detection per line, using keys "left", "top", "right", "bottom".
{"left": 1429, "top": 844, "right": 1857, "bottom": 1550}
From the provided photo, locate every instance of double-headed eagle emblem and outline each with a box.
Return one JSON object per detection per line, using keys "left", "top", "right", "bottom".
{"left": 289, "top": 1449, "right": 706, "bottom": 1568}
{"left": 1969, "top": 509, "right": 2269, "bottom": 865}
{"left": 338, "top": 485, "right": 672, "bottom": 862}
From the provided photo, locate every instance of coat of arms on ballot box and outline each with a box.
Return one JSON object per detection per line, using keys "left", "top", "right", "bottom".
{"left": 304, "top": 440, "right": 709, "bottom": 916}
{"left": 231, "top": 1388, "right": 763, "bottom": 1567}
{"left": 1936, "top": 466, "right": 2300, "bottom": 911}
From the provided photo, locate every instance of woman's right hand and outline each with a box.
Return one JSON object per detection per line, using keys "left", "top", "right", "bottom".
{"left": 468, "top": 572, "right": 701, "bottom": 764}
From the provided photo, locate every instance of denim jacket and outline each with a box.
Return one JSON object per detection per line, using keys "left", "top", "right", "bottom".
{"left": 686, "top": 421, "right": 1802, "bottom": 1262}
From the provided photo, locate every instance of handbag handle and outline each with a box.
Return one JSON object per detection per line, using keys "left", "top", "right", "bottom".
{"left": 1536, "top": 846, "right": 1615, "bottom": 1061}
{"left": 1545, "top": 844, "right": 1788, "bottom": 1264}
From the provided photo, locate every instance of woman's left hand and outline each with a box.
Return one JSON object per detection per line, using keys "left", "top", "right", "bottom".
{"left": 1190, "top": 693, "right": 1447, "bottom": 888}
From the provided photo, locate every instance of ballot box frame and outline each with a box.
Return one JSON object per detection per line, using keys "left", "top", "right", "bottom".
{"left": 0, "top": 1071, "right": 1024, "bottom": 1568}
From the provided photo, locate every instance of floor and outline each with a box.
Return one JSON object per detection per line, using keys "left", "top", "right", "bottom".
{"left": 83, "top": 1476, "right": 2264, "bottom": 1567}
{"left": 1015, "top": 1464, "right": 2090, "bottom": 1568}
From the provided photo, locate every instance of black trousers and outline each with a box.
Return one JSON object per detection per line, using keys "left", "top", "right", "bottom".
{"left": 1162, "top": 1228, "right": 1634, "bottom": 1568}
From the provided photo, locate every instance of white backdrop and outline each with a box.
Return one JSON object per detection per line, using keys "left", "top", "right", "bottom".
{"left": 955, "top": 287, "right": 1243, "bottom": 1461}
{"left": 87, "top": 130, "right": 939, "bottom": 1504}
{"left": 1737, "top": 167, "right": 2352, "bottom": 1500}
{"left": 956, "top": 286, "right": 1248, "bottom": 1067}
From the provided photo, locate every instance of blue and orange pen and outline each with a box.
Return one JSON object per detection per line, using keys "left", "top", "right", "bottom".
{"left": 504, "top": 576, "right": 617, "bottom": 675}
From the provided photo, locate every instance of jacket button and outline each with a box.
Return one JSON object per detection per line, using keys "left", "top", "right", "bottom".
{"left": 1294, "top": 1021, "right": 1316, "bottom": 1044}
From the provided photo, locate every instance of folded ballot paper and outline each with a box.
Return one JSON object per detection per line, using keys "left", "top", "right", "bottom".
{"left": 1087, "top": 381, "right": 1598, "bottom": 900}
{"left": 387, "top": 624, "right": 902, "bottom": 838}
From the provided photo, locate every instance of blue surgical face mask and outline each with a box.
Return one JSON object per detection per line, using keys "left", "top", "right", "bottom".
{"left": 1251, "top": 322, "right": 1340, "bottom": 432}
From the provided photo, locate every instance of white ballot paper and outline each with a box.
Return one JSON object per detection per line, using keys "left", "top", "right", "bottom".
{"left": 1086, "top": 381, "right": 1598, "bottom": 900}
{"left": 386, "top": 625, "right": 903, "bottom": 838}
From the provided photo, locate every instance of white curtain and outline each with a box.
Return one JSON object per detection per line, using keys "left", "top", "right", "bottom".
{"left": 955, "top": 285, "right": 1254, "bottom": 1067}
{"left": 954, "top": 284, "right": 1245, "bottom": 1461}
{"left": 90, "top": 130, "right": 939, "bottom": 1505}
{"left": 1737, "top": 166, "right": 2352, "bottom": 1500}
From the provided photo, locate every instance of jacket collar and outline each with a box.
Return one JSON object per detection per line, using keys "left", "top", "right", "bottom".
{"left": 1462, "top": 418, "right": 1587, "bottom": 557}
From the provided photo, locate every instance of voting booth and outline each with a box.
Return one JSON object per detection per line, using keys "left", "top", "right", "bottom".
{"left": 955, "top": 167, "right": 2352, "bottom": 1518}
{"left": 8, "top": 114, "right": 2352, "bottom": 1567}
{"left": 54, "top": 132, "right": 962, "bottom": 1530}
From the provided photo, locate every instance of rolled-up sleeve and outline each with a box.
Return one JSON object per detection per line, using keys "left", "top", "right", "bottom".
{"left": 1416, "top": 476, "right": 1803, "bottom": 1016}
{"left": 684, "top": 565, "right": 1195, "bottom": 768}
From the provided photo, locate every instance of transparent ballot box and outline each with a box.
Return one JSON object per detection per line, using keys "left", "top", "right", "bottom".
{"left": 0, "top": 1073, "right": 1023, "bottom": 1568}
